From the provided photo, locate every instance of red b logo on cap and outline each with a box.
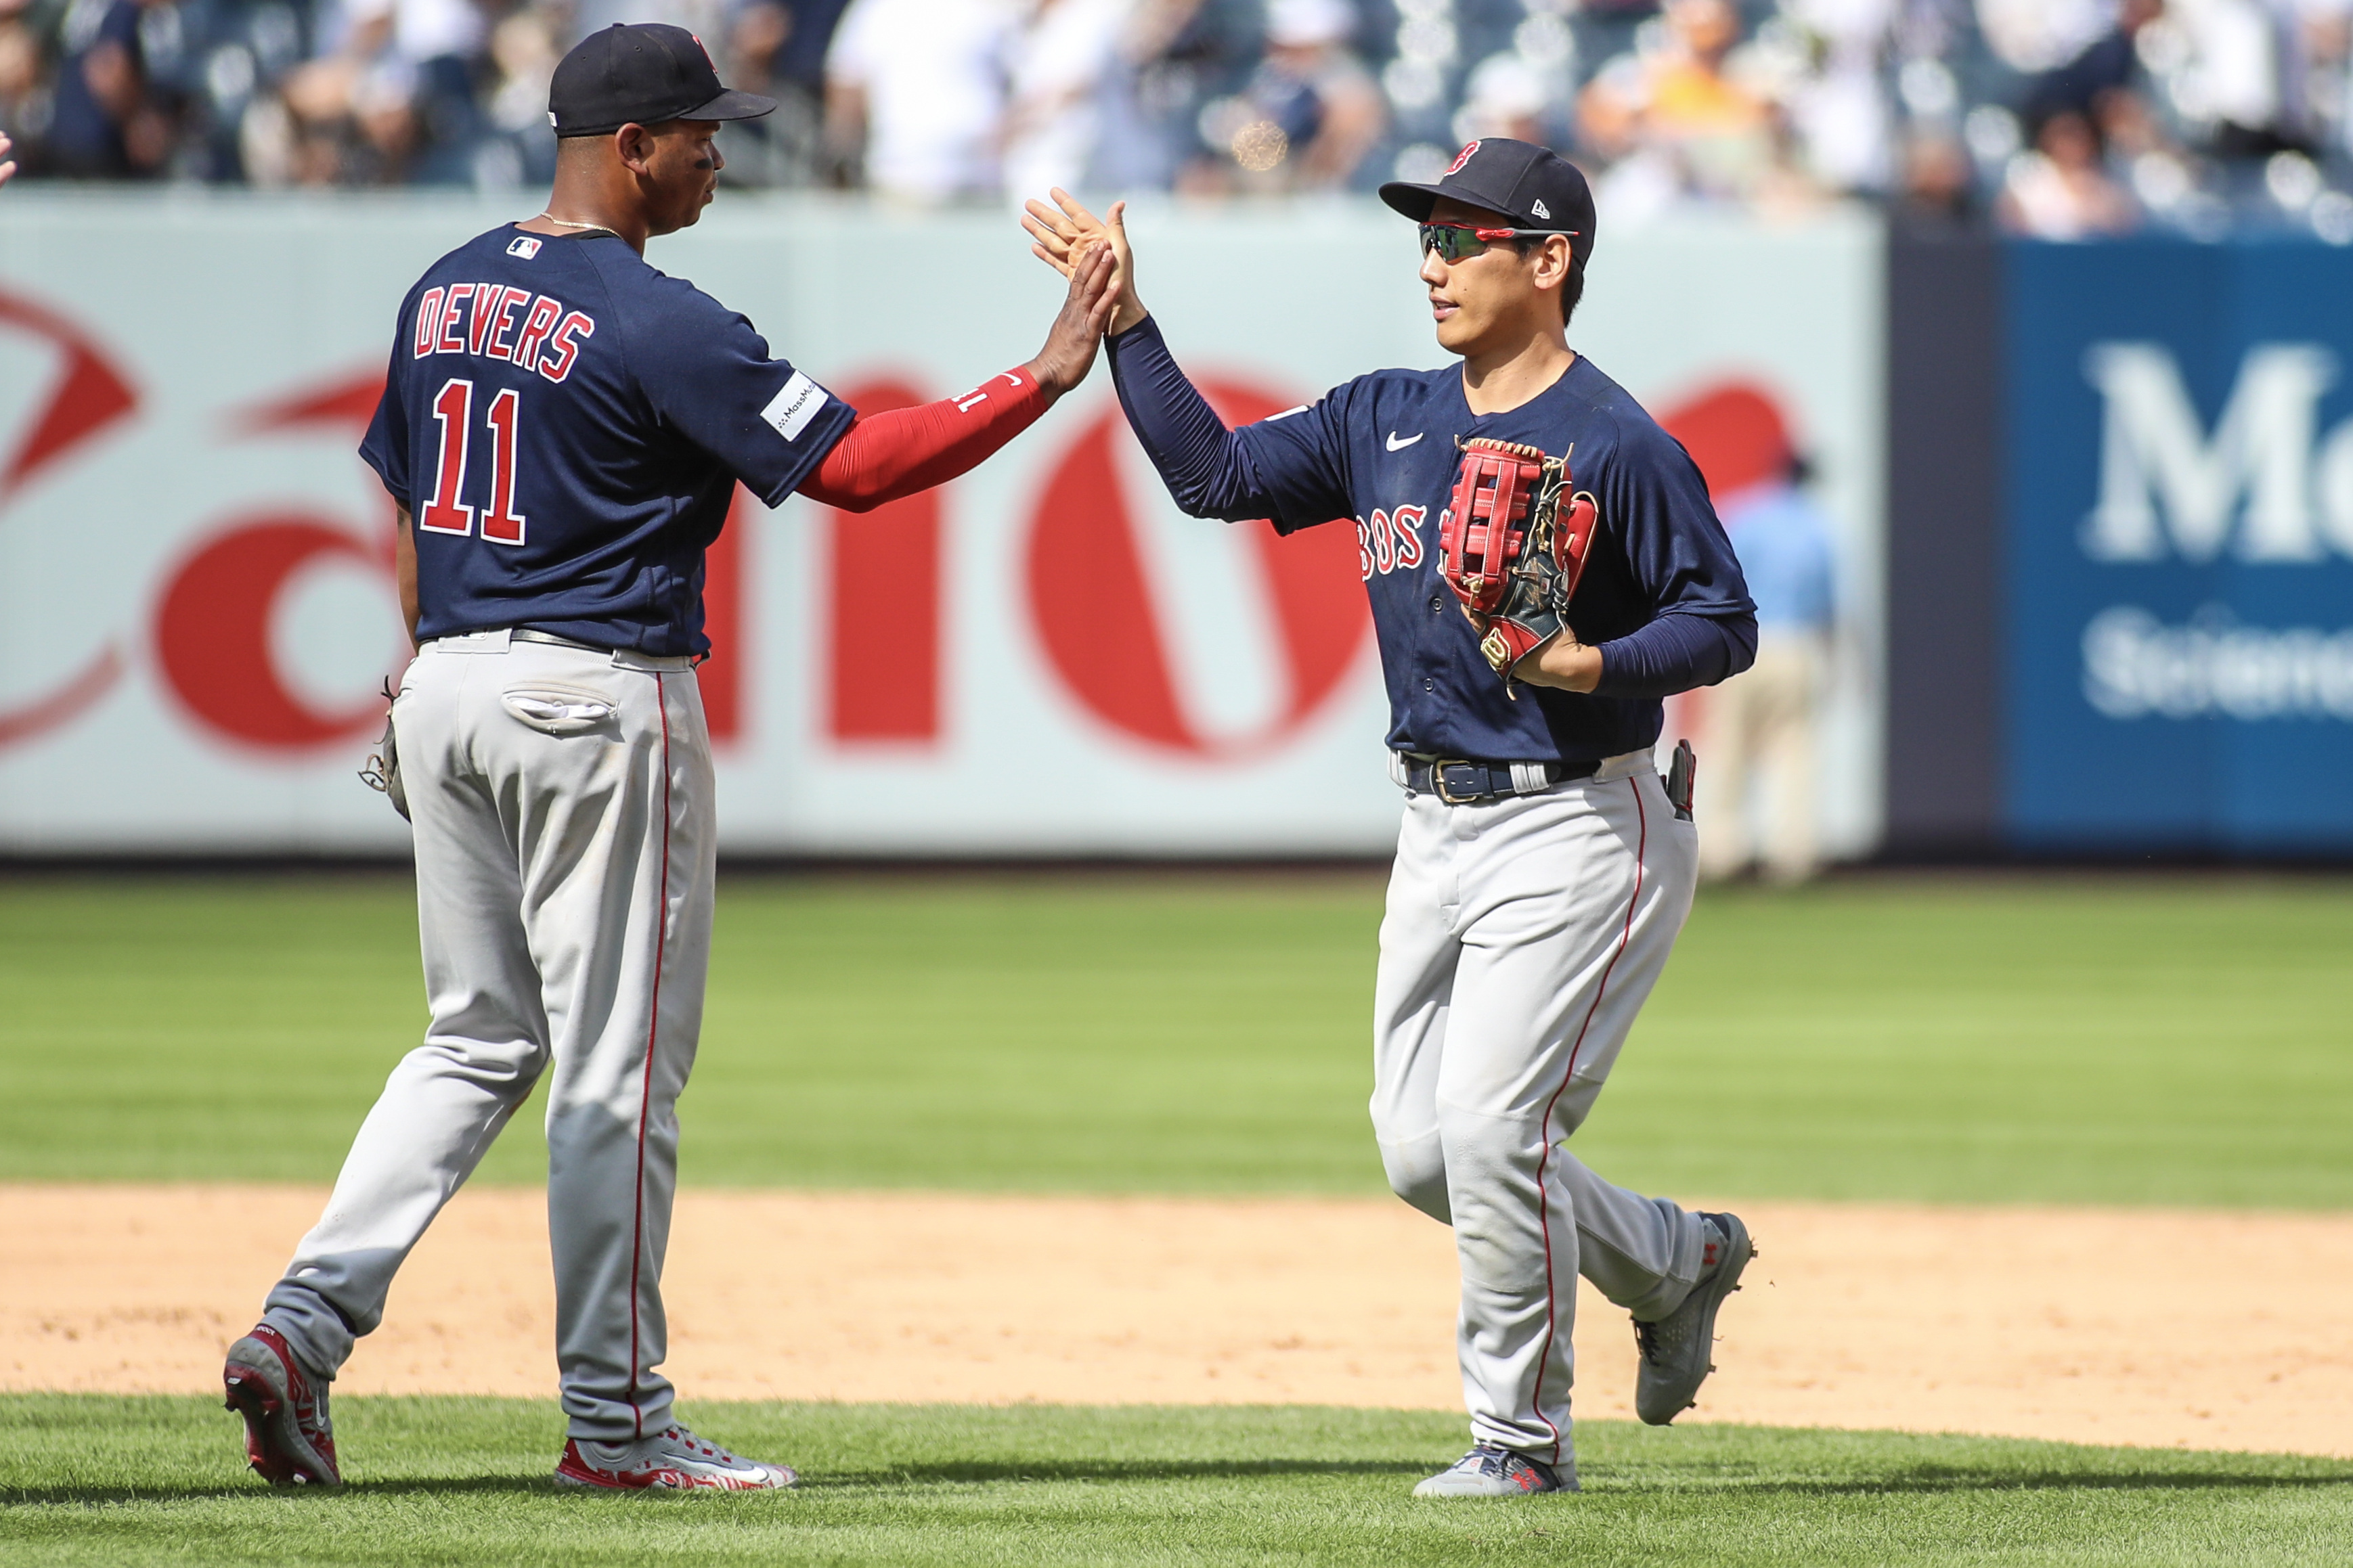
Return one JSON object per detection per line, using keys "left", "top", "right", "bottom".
{"left": 1445, "top": 141, "right": 1480, "bottom": 176}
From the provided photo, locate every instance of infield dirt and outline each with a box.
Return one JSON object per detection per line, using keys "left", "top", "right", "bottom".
{"left": 5, "top": 1184, "right": 2348, "bottom": 1458}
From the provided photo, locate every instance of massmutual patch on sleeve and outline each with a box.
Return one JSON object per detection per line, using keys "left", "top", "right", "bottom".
{"left": 761, "top": 371, "right": 829, "bottom": 442}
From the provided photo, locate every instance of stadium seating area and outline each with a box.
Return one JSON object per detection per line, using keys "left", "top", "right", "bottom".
{"left": 2, "top": 0, "right": 2351, "bottom": 238}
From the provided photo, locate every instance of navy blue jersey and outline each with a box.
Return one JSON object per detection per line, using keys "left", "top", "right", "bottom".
{"left": 359, "top": 225, "right": 856, "bottom": 657}
{"left": 1107, "top": 319, "right": 1757, "bottom": 765}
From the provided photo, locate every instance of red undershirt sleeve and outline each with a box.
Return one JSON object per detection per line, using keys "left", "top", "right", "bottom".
{"left": 796, "top": 367, "right": 1049, "bottom": 512}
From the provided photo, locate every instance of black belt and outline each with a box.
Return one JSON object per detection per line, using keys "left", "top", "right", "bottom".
{"left": 421, "top": 628, "right": 613, "bottom": 654}
{"left": 510, "top": 628, "right": 615, "bottom": 654}
{"left": 1399, "top": 755, "right": 1598, "bottom": 805}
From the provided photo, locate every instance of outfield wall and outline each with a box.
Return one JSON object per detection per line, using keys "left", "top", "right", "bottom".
{"left": 0, "top": 194, "right": 1884, "bottom": 857}
{"left": 1882, "top": 231, "right": 2353, "bottom": 859}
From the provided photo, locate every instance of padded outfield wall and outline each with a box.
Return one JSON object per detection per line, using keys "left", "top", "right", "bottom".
{"left": 0, "top": 194, "right": 1884, "bottom": 858}
{"left": 1884, "top": 229, "right": 2353, "bottom": 859}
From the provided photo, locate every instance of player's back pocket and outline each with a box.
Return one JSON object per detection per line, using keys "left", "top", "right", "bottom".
{"left": 500, "top": 684, "right": 619, "bottom": 738}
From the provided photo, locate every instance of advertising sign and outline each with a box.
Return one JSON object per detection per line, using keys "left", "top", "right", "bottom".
{"left": 2005, "top": 240, "right": 2353, "bottom": 851}
{"left": 0, "top": 196, "right": 1882, "bottom": 855}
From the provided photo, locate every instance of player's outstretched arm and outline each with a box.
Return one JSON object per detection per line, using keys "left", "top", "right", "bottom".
{"left": 797, "top": 244, "right": 1119, "bottom": 513}
{"left": 1024, "top": 191, "right": 1147, "bottom": 336}
{"left": 1021, "top": 239, "right": 1123, "bottom": 399}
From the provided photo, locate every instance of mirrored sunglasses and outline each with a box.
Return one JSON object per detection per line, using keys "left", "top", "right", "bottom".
{"left": 1417, "top": 222, "right": 1580, "bottom": 263}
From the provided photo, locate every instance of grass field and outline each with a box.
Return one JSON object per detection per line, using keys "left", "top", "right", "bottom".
{"left": 2, "top": 872, "right": 2349, "bottom": 1205}
{"left": 4, "top": 871, "right": 2351, "bottom": 1563}
{"left": 5, "top": 1395, "right": 2352, "bottom": 1567}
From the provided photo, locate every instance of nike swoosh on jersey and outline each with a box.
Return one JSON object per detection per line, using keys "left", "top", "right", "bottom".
{"left": 1386, "top": 431, "right": 1424, "bottom": 451}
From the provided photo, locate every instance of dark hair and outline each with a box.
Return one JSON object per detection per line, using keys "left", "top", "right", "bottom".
{"left": 1509, "top": 233, "right": 1583, "bottom": 327}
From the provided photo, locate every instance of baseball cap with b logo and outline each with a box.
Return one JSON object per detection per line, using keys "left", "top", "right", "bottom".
{"left": 549, "top": 22, "right": 775, "bottom": 137}
{"left": 1379, "top": 138, "right": 1598, "bottom": 269}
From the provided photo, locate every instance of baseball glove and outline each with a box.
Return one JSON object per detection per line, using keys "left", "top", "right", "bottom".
{"left": 1436, "top": 436, "right": 1600, "bottom": 687}
{"left": 358, "top": 679, "right": 408, "bottom": 822}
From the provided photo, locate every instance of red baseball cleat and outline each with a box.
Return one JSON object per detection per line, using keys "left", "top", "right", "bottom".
{"left": 223, "top": 1324, "right": 340, "bottom": 1487}
{"left": 555, "top": 1425, "right": 798, "bottom": 1491}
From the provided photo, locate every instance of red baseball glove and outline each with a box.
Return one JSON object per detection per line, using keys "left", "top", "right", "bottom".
{"left": 1436, "top": 436, "right": 1600, "bottom": 687}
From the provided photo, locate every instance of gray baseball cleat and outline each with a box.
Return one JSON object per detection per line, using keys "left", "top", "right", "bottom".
{"left": 223, "top": 1324, "right": 340, "bottom": 1487}
{"left": 1632, "top": 1210, "right": 1755, "bottom": 1426}
{"left": 1412, "top": 1446, "right": 1577, "bottom": 1497}
{"left": 556, "top": 1425, "right": 799, "bottom": 1492}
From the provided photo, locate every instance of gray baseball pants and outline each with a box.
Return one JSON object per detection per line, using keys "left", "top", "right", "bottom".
{"left": 1371, "top": 751, "right": 1709, "bottom": 1477}
{"left": 262, "top": 629, "right": 713, "bottom": 1444}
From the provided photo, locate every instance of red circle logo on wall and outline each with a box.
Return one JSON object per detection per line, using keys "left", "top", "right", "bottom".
{"left": 0, "top": 288, "right": 138, "bottom": 751}
{"left": 1023, "top": 378, "right": 1371, "bottom": 760}
{"left": 154, "top": 515, "right": 391, "bottom": 748}
{"left": 150, "top": 370, "right": 400, "bottom": 751}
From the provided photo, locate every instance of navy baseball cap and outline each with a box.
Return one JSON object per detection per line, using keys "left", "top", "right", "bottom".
{"left": 550, "top": 23, "right": 774, "bottom": 137}
{"left": 1380, "top": 139, "right": 1597, "bottom": 269}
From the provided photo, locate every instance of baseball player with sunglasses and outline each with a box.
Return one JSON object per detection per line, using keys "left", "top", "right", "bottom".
{"left": 1025, "top": 139, "right": 1759, "bottom": 1497}
{"left": 220, "top": 23, "right": 1120, "bottom": 1492}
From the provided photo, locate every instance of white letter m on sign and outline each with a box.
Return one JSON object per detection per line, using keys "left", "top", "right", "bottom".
{"left": 2082, "top": 342, "right": 2337, "bottom": 562}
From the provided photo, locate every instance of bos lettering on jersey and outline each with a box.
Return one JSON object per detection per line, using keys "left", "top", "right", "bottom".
{"left": 411, "top": 283, "right": 597, "bottom": 384}
{"left": 1356, "top": 505, "right": 1428, "bottom": 580}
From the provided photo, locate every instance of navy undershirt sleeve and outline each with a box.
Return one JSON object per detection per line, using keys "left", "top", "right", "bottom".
{"left": 1104, "top": 317, "right": 1278, "bottom": 520}
{"left": 1107, "top": 316, "right": 1359, "bottom": 530}
{"left": 1593, "top": 612, "right": 1753, "bottom": 698}
{"left": 1588, "top": 413, "right": 1758, "bottom": 698}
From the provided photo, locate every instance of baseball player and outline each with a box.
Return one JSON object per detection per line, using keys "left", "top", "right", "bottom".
{"left": 1025, "top": 139, "right": 1758, "bottom": 1496}
{"left": 221, "top": 24, "right": 1120, "bottom": 1493}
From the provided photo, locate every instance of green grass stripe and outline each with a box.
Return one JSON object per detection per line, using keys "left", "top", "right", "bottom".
{"left": 1, "top": 874, "right": 2350, "bottom": 1205}
{"left": 3, "top": 1395, "right": 2350, "bottom": 1566}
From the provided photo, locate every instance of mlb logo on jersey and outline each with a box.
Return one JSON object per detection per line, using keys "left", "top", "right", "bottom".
{"left": 506, "top": 236, "right": 543, "bottom": 259}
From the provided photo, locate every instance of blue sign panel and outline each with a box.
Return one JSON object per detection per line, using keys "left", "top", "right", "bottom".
{"left": 2004, "top": 239, "right": 2353, "bottom": 852}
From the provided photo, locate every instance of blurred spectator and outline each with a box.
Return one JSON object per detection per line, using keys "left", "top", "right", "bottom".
{"left": 1455, "top": 49, "right": 1550, "bottom": 143}
{"left": 0, "top": 0, "right": 2345, "bottom": 237}
{"left": 1003, "top": 0, "right": 1133, "bottom": 202}
{"left": 47, "top": 0, "right": 175, "bottom": 177}
{"left": 1976, "top": 0, "right": 2119, "bottom": 79}
{"left": 1698, "top": 445, "right": 1840, "bottom": 887}
{"left": 1187, "top": 0, "right": 1384, "bottom": 192}
{"left": 824, "top": 0, "right": 1020, "bottom": 201}
{"left": 713, "top": 1, "right": 830, "bottom": 187}
{"left": 775, "top": 0, "right": 856, "bottom": 94}
{"left": 1780, "top": 0, "right": 1899, "bottom": 194}
{"left": 1895, "top": 127, "right": 1979, "bottom": 225}
{"left": 1996, "top": 105, "right": 2140, "bottom": 234}
{"left": 0, "top": 7, "right": 43, "bottom": 178}
{"left": 1577, "top": 0, "right": 1815, "bottom": 215}
{"left": 1084, "top": 0, "right": 1214, "bottom": 190}
{"left": 572, "top": 0, "right": 722, "bottom": 44}
{"left": 244, "top": 0, "right": 485, "bottom": 186}
{"left": 2150, "top": 0, "right": 2309, "bottom": 158}
{"left": 1579, "top": 0, "right": 1772, "bottom": 170}
{"left": 482, "top": 5, "right": 558, "bottom": 184}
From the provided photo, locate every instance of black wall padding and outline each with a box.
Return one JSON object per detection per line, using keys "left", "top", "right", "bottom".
{"left": 1883, "top": 229, "right": 2003, "bottom": 857}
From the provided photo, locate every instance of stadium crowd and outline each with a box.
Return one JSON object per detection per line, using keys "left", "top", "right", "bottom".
{"left": 1, "top": 0, "right": 2350, "bottom": 238}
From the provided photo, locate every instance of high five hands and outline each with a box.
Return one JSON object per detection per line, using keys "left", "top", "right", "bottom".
{"left": 0, "top": 132, "right": 16, "bottom": 189}
{"left": 1024, "top": 190, "right": 1149, "bottom": 337}
{"left": 1024, "top": 239, "right": 1124, "bottom": 402}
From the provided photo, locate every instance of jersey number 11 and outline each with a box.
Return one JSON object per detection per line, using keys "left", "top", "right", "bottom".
{"left": 419, "top": 377, "right": 527, "bottom": 545}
